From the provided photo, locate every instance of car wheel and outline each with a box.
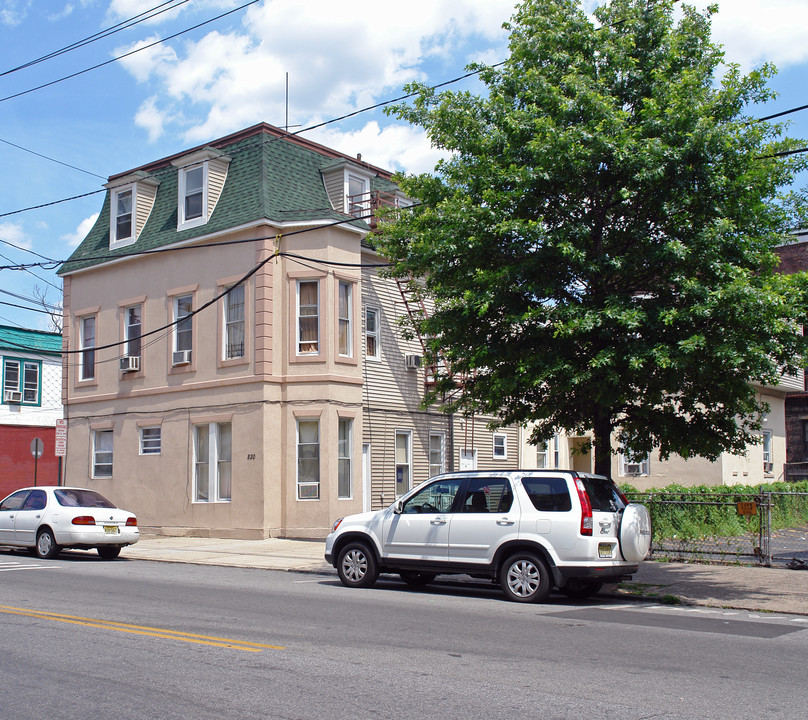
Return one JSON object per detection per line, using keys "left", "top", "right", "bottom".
{"left": 35, "top": 528, "right": 60, "bottom": 559}
{"left": 560, "top": 578, "right": 603, "bottom": 600}
{"left": 399, "top": 571, "right": 437, "bottom": 587}
{"left": 336, "top": 541, "right": 379, "bottom": 589}
{"left": 500, "top": 553, "right": 550, "bottom": 603}
{"left": 97, "top": 546, "right": 121, "bottom": 560}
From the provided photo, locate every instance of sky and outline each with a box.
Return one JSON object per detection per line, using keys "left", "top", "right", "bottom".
{"left": 1, "top": 0, "right": 808, "bottom": 331}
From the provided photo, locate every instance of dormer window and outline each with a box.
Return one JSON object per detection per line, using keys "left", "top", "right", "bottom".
{"left": 104, "top": 172, "right": 159, "bottom": 250}
{"left": 347, "top": 175, "right": 369, "bottom": 218}
{"left": 115, "top": 189, "right": 133, "bottom": 242}
{"left": 172, "top": 147, "right": 231, "bottom": 232}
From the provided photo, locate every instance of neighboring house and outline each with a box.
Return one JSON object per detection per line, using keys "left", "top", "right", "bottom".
{"left": 58, "top": 123, "right": 519, "bottom": 539}
{"left": 775, "top": 232, "right": 808, "bottom": 481}
{"left": 0, "top": 325, "right": 63, "bottom": 497}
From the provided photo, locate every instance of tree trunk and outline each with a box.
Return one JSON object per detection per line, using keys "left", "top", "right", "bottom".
{"left": 592, "top": 414, "right": 613, "bottom": 479}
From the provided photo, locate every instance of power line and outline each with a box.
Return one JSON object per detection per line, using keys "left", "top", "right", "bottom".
{"left": 0, "top": 0, "right": 262, "bottom": 104}
{"left": 1, "top": 0, "right": 191, "bottom": 78}
{"left": 0, "top": 137, "right": 105, "bottom": 180}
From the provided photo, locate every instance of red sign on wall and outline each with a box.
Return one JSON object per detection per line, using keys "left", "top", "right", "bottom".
{"left": 55, "top": 419, "right": 67, "bottom": 457}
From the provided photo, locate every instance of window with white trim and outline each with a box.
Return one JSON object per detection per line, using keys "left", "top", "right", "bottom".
{"left": 619, "top": 449, "right": 649, "bottom": 477}
{"left": 297, "top": 280, "right": 319, "bottom": 355}
{"left": 224, "top": 284, "right": 245, "bottom": 360}
{"left": 80, "top": 316, "right": 96, "bottom": 381}
{"left": 429, "top": 433, "right": 445, "bottom": 477}
{"left": 536, "top": 439, "right": 548, "bottom": 468}
{"left": 173, "top": 295, "right": 193, "bottom": 363}
{"left": 297, "top": 419, "right": 320, "bottom": 499}
{"left": 93, "top": 430, "right": 113, "bottom": 478}
{"left": 338, "top": 281, "right": 352, "bottom": 357}
{"left": 139, "top": 427, "right": 161, "bottom": 455}
{"left": 395, "top": 430, "right": 412, "bottom": 496}
{"left": 113, "top": 188, "right": 133, "bottom": 243}
{"left": 493, "top": 433, "right": 507, "bottom": 459}
{"left": 338, "top": 418, "right": 352, "bottom": 499}
{"left": 762, "top": 429, "right": 773, "bottom": 473}
{"left": 365, "top": 306, "right": 380, "bottom": 360}
{"left": 347, "top": 175, "right": 369, "bottom": 217}
{"left": 194, "top": 422, "right": 231, "bottom": 502}
{"left": 179, "top": 164, "right": 205, "bottom": 227}
{"left": 3, "top": 358, "right": 41, "bottom": 405}
{"left": 125, "top": 304, "right": 142, "bottom": 360}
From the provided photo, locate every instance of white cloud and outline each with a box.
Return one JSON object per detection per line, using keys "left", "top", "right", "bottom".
{"left": 0, "top": 0, "right": 31, "bottom": 26}
{"left": 116, "top": 0, "right": 516, "bottom": 154}
{"left": 135, "top": 96, "right": 166, "bottom": 142}
{"left": 61, "top": 213, "right": 99, "bottom": 248}
{"left": 47, "top": 3, "right": 74, "bottom": 22}
{"left": 116, "top": 34, "right": 177, "bottom": 82}
{"left": 0, "top": 222, "right": 32, "bottom": 250}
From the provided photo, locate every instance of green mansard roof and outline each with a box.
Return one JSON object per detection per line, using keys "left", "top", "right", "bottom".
{"left": 59, "top": 123, "right": 399, "bottom": 275}
{"left": 0, "top": 325, "right": 62, "bottom": 356}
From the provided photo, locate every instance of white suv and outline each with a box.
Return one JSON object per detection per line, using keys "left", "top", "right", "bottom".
{"left": 325, "top": 470, "right": 651, "bottom": 602}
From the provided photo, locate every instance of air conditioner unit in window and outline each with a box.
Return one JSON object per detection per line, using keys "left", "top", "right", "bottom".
{"left": 404, "top": 354, "right": 421, "bottom": 370}
{"left": 172, "top": 349, "right": 192, "bottom": 366}
{"left": 764, "top": 462, "right": 773, "bottom": 474}
{"left": 119, "top": 355, "right": 140, "bottom": 373}
{"left": 3, "top": 389, "right": 22, "bottom": 403}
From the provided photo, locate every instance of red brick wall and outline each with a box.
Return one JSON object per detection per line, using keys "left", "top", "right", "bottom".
{"left": 0, "top": 425, "right": 59, "bottom": 499}
{"left": 775, "top": 240, "right": 808, "bottom": 274}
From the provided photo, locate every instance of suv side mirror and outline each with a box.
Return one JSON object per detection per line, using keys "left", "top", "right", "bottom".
{"left": 393, "top": 499, "right": 404, "bottom": 515}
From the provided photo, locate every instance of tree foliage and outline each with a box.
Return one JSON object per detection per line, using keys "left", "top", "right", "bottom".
{"left": 376, "top": 0, "right": 808, "bottom": 475}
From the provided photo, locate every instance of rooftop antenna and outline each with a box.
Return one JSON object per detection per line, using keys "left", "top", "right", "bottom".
{"left": 283, "top": 72, "right": 301, "bottom": 133}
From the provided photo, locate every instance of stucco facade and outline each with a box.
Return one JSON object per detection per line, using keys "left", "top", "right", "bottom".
{"left": 59, "top": 123, "right": 518, "bottom": 539}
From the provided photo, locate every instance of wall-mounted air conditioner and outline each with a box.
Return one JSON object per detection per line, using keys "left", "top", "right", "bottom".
{"left": 119, "top": 356, "right": 140, "bottom": 373}
{"left": 172, "top": 349, "right": 192, "bottom": 366}
{"left": 404, "top": 354, "right": 421, "bottom": 370}
{"left": 3, "top": 389, "right": 22, "bottom": 403}
{"left": 764, "top": 462, "right": 773, "bottom": 474}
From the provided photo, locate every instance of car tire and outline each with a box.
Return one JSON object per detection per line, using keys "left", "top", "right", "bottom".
{"left": 97, "top": 546, "right": 121, "bottom": 560}
{"left": 35, "top": 528, "right": 60, "bottom": 559}
{"left": 559, "top": 578, "right": 603, "bottom": 600}
{"left": 500, "top": 552, "right": 550, "bottom": 603}
{"left": 399, "top": 571, "right": 437, "bottom": 587}
{"left": 336, "top": 541, "right": 379, "bottom": 589}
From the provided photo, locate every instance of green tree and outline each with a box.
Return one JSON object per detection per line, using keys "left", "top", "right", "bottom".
{"left": 376, "top": 0, "right": 808, "bottom": 477}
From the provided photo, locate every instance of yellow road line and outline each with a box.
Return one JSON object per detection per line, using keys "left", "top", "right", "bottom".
{"left": 0, "top": 604, "right": 285, "bottom": 652}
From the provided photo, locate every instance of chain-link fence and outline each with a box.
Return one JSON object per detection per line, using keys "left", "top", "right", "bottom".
{"left": 624, "top": 491, "right": 808, "bottom": 567}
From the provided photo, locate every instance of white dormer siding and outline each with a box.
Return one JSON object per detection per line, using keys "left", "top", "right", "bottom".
{"left": 171, "top": 147, "right": 231, "bottom": 231}
{"left": 321, "top": 160, "right": 374, "bottom": 217}
{"left": 104, "top": 172, "right": 159, "bottom": 249}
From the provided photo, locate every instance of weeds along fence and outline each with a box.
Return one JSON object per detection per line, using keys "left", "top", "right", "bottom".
{"left": 623, "top": 488, "right": 808, "bottom": 566}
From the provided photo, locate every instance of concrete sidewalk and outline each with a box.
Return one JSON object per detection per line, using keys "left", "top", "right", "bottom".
{"left": 122, "top": 536, "right": 808, "bottom": 615}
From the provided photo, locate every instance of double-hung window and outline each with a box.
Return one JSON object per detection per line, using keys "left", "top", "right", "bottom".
{"left": 182, "top": 165, "right": 204, "bottom": 224}
{"left": 297, "top": 419, "right": 320, "bottom": 499}
{"left": 139, "top": 427, "right": 161, "bottom": 455}
{"left": 93, "top": 430, "right": 113, "bottom": 478}
{"left": 173, "top": 295, "right": 193, "bottom": 364}
{"left": 429, "top": 433, "right": 445, "bottom": 477}
{"left": 224, "top": 285, "right": 245, "bottom": 360}
{"left": 395, "top": 430, "right": 412, "bottom": 496}
{"left": 125, "top": 305, "right": 142, "bottom": 360}
{"left": 80, "top": 316, "right": 96, "bottom": 381}
{"left": 114, "top": 189, "right": 133, "bottom": 243}
{"left": 3, "top": 358, "right": 40, "bottom": 405}
{"left": 365, "top": 306, "right": 380, "bottom": 360}
{"left": 762, "top": 430, "right": 773, "bottom": 473}
{"left": 297, "top": 280, "right": 319, "bottom": 355}
{"left": 493, "top": 433, "right": 508, "bottom": 459}
{"left": 194, "top": 422, "right": 231, "bottom": 502}
{"left": 338, "top": 281, "right": 352, "bottom": 357}
{"left": 338, "top": 418, "right": 352, "bottom": 499}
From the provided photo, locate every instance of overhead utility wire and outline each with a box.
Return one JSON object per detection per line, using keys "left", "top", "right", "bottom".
{"left": 0, "top": 0, "right": 191, "bottom": 78}
{"left": 0, "top": 0, "right": 262, "bottom": 103}
{"left": 0, "top": 137, "right": 105, "bottom": 180}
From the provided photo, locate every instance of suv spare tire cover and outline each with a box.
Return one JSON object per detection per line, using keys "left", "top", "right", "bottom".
{"left": 619, "top": 503, "right": 652, "bottom": 563}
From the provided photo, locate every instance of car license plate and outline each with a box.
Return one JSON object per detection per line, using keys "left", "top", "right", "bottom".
{"left": 598, "top": 543, "right": 613, "bottom": 559}
{"left": 104, "top": 525, "right": 118, "bottom": 535}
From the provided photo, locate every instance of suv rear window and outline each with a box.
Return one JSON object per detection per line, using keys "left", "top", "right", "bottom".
{"left": 521, "top": 476, "right": 572, "bottom": 512}
{"left": 578, "top": 476, "right": 626, "bottom": 512}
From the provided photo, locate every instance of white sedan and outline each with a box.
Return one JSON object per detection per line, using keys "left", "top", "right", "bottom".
{"left": 0, "top": 486, "right": 139, "bottom": 559}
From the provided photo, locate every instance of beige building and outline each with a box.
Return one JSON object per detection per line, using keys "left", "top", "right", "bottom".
{"left": 58, "top": 123, "right": 519, "bottom": 539}
{"left": 519, "top": 382, "right": 799, "bottom": 488}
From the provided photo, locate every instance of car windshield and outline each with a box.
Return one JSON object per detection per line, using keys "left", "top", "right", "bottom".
{"left": 579, "top": 476, "right": 626, "bottom": 512}
{"left": 54, "top": 489, "right": 116, "bottom": 509}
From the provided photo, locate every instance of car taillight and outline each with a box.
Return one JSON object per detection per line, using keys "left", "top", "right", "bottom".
{"left": 71, "top": 516, "right": 96, "bottom": 526}
{"left": 125, "top": 517, "right": 138, "bottom": 527}
{"left": 574, "top": 478, "right": 593, "bottom": 536}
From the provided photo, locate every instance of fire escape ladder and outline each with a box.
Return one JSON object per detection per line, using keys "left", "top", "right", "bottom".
{"left": 395, "top": 278, "right": 446, "bottom": 390}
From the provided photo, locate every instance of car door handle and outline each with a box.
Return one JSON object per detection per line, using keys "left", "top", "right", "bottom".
{"left": 430, "top": 516, "right": 447, "bottom": 525}
{"left": 496, "top": 517, "right": 515, "bottom": 526}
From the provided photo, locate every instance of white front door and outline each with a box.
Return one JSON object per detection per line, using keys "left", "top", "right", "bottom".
{"left": 459, "top": 448, "right": 477, "bottom": 470}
